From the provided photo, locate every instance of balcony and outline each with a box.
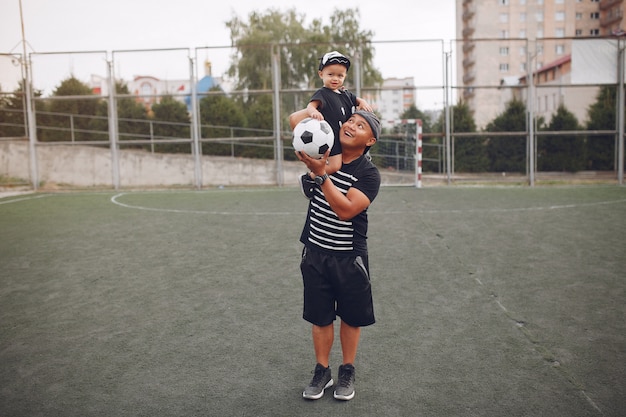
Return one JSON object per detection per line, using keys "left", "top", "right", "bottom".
{"left": 463, "top": 27, "right": 475, "bottom": 38}
{"left": 463, "top": 42, "right": 475, "bottom": 53}
{"left": 600, "top": 0, "right": 623, "bottom": 11}
{"left": 601, "top": 9, "right": 623, "bottom": 26}
{"left": 463, "top": 9, "right": 475, "bottom": 21}
{"left": 463, "top": 57, "right": 475, "bottom": 68}
{"left": 463, "top": 72, "right": 476, "bottom": 84}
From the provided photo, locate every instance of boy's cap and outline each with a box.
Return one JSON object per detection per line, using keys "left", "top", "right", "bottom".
{"left": 319, "top": 51, "right": 351, "bottom": 71}
{"left": 353, "top": 110, "right": 381, "bottom": 141}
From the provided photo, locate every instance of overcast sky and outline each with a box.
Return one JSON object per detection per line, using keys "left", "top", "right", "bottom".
{"left": 0, "top": 0, "right": 456, "bottom": 108}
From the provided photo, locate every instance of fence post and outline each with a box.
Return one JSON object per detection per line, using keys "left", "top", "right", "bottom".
{"left": 618, "top": 38, "right": 624, "bottom": 185}
{"left": 107, "top": 58, "right": 120, "bottom": 190}
{"left": 271, "top": 45, "right": 283, "bottom": 186}
{"left": 527, "top": 40, "right": 536, "bottom": 187}
{"left": 190, "top": 54, "right": 202, "bottom": 189}
{"left": 19, "top": 0, "right": 38, "bottom": 190}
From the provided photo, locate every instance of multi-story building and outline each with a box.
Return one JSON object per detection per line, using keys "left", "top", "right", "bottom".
{"left": 375, "top": 77, "right": 416, "bottom": 128}
{"left": 457, "top": 0, "right": 624, "bottom": 128}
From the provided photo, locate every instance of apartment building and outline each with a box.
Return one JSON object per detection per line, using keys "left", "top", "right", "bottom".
{"left": 375, "top": 77, "right": 416, "bottom": 128}
{"left": 456, "top": 0, "right": 624, "bottom": 127}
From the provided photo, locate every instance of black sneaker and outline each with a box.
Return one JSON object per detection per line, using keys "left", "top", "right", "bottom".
{"left": 302, "top": 363, "right": 333, "bottom": 400}
{"left": 299, "top": 173, "right": 316, "bottom": 200}
{"left": 333, "top": 363, "right": 355, "bottom": 401}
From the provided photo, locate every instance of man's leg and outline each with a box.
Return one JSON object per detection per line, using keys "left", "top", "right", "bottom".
{"left": 334, "top": 320, "right": 360, "bottom": 400}
{"left": 339, "top": 320, "right": 360, "bottom": 364}
{"left": 312, "top": 323, "right": 334, "bottom": 367}
{"left": 303, "top": 323, "right": 335, "bottom": 400}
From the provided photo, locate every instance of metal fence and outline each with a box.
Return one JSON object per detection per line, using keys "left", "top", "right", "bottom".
{"left": 1, "top": 37, "right": 624, "bottom": 189}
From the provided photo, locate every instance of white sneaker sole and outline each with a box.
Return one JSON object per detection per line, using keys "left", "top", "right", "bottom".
{"left": 302, "top": 379, "right": 334, "bottom": 400}
{"left": 333, "top": 389, "right": 355, "bottom": 401}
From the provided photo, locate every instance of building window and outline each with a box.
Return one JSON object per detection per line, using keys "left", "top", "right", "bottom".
{"left": 555, "top": 28, "right": 565, "bottom": 38}
{"left": 535, "top": 12, "right": 544, "bottom": 22}
{"left": 556, "top": 44, "right": 565, "bottom": 55}
{"left": 519, "top": 29, "right": 526, "bottom": 38}
{"left": 537, "top": 28, "right": 544, "bottom": 38}
{"left": 499, "top": 63, "right": 509, "bottom": 73}
{"left": 556, "top": 0, "right": 564, "bottom": 4}
{"left": 500, "top": 47, "right": 510, "bottom": 56}
{"left": 575, "top": 29, "right": 582, "bottom": 36}
{"left": 520, "top": 46, "right": 527, "bottom": 56}
{"left": 499, "top": 30, "right": 509, "bottom": 39}
{"left": 499, "top": 0, "right": 509, "bottom": 5}
{"left": 520, "top": 13, "right": 526, "bottom": 22}
{"left": 556, "top": 11, "right": 565, "bottom": 22}
{"left": 520, "top": 62, "right": 527, "bottom": 72}
{"left": 500, "top": 13, "right": 509, "bottom": 23}
{"left": 576, "top": 13, "right": 582, "bottom": 20}
{"left": 590, "top": 13, "right": 599, "bottom": 20}
{"left": 590, "top": 29, "right": 600, "bottom": 36}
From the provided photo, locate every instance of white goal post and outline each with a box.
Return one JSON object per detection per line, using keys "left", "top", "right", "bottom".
{"left": 389, "top": 119, "right": 423, "bottom": 188}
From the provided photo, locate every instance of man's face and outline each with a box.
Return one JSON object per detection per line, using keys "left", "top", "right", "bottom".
{"left": 340, "top": 114, "right": 375, "bottom": 151}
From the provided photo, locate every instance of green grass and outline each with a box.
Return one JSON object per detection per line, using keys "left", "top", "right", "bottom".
{"left": 1, "top": 186, "right": 625, "bottom": 416}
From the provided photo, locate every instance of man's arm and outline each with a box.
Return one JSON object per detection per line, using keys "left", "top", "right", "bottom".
{"left": 289, "top": 109, "right": 309, "bottom": 130}
{"left": 296, "top": 150, "right": 370, "bottom": 221}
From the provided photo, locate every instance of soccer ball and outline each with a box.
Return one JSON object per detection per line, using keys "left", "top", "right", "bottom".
{"left": 292, "top": 118, "right": 335, "bottom": 159}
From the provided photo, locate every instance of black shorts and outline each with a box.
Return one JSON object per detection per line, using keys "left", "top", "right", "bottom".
{"left": 300, "top": 247, "right": 375, "bottom": 327}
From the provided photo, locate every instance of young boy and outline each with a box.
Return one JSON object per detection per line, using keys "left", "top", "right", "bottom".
{"left": 290, "top": 51, "right": 372, "bottom": 198}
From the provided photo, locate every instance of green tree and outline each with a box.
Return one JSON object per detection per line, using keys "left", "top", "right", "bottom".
{"left": 448, "top": 101, "right": 486, "bottom": 173}
{"left": 90, "top": 81, "right": 148, "bottom": 146}
{"left": 42, "top": 76, "right": 98, "bottom": 142}
{"left": 151, "top": 95, "right": 191, "bottom": 154}
{"left": 199, "top": 86, "right": 247, "bottom": 156}
{"left": 538, "top": 104, "right": 585, "bottom": 172}
{"left": 0, "top": 82, "right": 44, "bottom": 137}
{"left": 586, "top": 85, "right": 615, "bottom": 170}
{"left": 226, "top": 7, "right": 381, "bottom": 98}
{"left": 485, "top": 99, "right": 527, "bottom": 173}
{"left": 242, "top": 94, "right": 275, "bottom": 159}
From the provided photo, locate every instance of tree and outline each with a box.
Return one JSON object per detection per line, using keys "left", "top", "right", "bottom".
{"left": 448, "top": 101, "right": 487, "bottom": 173}
{"left": 226, "top": 8, "right": 382, "bottom": 111}
{"left": 538, "top": 104, "right": 585, "bottom": 172}
{"left": 242, "top": 94, "right": 275, "bottom": 159}
{"left": 485, "top": 99, "right": 527, "bottom": 173}
{"left": 90, "top": 81, "right": 148, "bottom": 146}
{"left": 199, "top": 86, "right": 247, "bottom": 156}
{"left": 0, "top": 82, "right": 43, "bottom": 137}
{"left": 586, "top": 85, "right": 616, "bottom": 170}
{"left": 151, "top": 95, "right": 191, "bottom": 154}
{"left": 42, "top": 76, "right": 98, "bottom": 142}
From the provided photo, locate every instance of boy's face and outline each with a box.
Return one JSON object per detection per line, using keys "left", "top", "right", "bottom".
{"left": 318, "top": 63, "right": 348, "bottom": 91}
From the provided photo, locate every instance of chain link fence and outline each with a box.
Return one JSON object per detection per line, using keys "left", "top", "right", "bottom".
{"left": 1, "top": 38, "right": 623, "bottom": 189}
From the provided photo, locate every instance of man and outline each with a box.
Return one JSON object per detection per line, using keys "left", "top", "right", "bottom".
{"left": 293, "top": 110, "right": 381, "bottom": 401}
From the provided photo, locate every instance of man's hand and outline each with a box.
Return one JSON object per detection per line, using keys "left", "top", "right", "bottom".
{"left": 295, "top": 149, "right": 330, "bottom": 177}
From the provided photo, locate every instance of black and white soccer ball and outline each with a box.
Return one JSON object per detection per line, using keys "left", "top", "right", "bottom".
{"left": 292, "top": 118, "right": 335, "bottom": 159}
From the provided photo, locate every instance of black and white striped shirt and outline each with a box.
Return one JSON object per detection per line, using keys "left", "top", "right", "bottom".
{"left": 300, "top": 155, "right": 380, "bottom": 256}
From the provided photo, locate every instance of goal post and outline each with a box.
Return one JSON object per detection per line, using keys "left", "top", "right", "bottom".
{"left": 390, "top": 118, "right": 423, "bottom": 188}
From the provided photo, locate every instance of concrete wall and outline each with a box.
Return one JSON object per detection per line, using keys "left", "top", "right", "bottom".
{"left": 1, "top": 140, "right": 416, "bottom": 189}
{"left": 0, "top": 140, "right": 305, "bottom": 188}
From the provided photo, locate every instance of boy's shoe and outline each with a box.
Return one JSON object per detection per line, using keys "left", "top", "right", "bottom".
{"left": 302, "top": 363, "right": 333, "bottom": 400}
{"left": 333, "top": 363, "right": 355, "bottom": 401}
{"left": 299, "top": 173, "right": 316, "bottom": 199}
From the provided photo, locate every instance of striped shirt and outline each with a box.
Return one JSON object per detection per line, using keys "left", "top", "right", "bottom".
{"left": 300, "top": 155, "right": 380, "bottom": 256}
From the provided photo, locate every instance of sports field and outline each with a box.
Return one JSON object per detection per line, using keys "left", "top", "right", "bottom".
{"left": 1, "top": 186, "right": 624, "bottom": 416}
